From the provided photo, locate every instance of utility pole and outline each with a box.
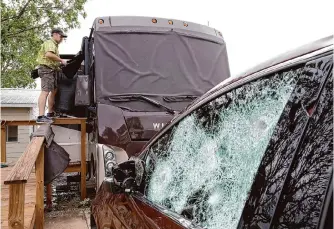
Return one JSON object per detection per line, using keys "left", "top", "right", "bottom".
{"left": 208, "top": 21, "right": 210, "bottom": 26}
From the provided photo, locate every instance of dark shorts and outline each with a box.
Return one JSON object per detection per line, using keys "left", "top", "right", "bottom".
{"left": 38, "top": 66, "right": 58, "bottom": 92}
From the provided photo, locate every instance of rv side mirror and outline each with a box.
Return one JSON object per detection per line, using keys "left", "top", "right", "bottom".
{"left": 111, "top": 157, "right": 145, "bottom": 192}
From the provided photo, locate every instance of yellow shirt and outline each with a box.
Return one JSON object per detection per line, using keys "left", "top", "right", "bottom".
{"left": 36, "top": 38, "right": 60, "bottom": 69}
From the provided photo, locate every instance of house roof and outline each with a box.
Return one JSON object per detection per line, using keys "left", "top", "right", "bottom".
{"left": 0, "top": 89, "right": 40, "bottom": 108}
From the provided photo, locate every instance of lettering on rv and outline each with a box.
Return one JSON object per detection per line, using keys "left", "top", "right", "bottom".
{"left": 153, "top": 123, "right": 166, "bottom": 131}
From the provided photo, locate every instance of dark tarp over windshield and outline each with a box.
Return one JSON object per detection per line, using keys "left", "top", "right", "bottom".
{"left": 94, "top": 28, "right": 230, "bottom": 111}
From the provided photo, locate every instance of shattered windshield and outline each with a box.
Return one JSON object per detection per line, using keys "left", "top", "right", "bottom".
{"left": 144, "top": 69, "right": 300, "bottom": 229}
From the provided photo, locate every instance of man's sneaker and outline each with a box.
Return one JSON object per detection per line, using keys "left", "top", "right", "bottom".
{"left": 36, "top": 115, "right": 54, "bottom": 124}
{"left": 46, "top": 112, "right": 60, "bottom": 118}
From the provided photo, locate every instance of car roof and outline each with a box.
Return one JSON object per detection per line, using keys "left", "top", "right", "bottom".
{"left": 176, "top": 35, "right": 333, "bottom": 120}
{"left": 206, "top": 35, "right": 333, "bottom": 96}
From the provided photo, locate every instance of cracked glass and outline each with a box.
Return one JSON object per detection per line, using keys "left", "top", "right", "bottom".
{"left": 143, "top": 67, "right": 301, "bottom": 229}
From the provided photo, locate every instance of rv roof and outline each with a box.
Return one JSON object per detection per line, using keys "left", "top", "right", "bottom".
{"left": 92, "top": 16, "right": 223, "bottom": 40}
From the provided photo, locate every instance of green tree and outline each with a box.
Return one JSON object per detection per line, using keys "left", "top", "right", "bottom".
{"left": 1, "top": 0, "right": 88, "bottom": 88}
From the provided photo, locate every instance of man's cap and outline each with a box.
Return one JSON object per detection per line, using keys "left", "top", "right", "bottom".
{"left": 51, "top": 28, "right": 67, "bottom": 38}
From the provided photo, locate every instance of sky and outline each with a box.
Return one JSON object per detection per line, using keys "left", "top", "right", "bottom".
{"left": 33, "top": 0, "right": 334, "bottom": 87}
{"left": 57, "top": 0, "right": 333, "bottom": 78}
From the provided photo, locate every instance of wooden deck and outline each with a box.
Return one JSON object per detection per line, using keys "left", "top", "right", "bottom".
{"left": 1, "top": 166, "right": 36, "bottom": 229}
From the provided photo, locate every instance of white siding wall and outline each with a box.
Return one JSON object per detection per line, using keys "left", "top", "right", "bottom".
{"left": 1, "top": 107, "right": 33, "bottom": 162}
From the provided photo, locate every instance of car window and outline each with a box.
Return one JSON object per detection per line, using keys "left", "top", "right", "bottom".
{"left": 143, "top": 66, "right": 301, "bottom": 229}
{"left": 239, "top": 55, "right": 333, "bottom": 229}
{"left": 272, "top": 61, "right": 333, "bottom": 229}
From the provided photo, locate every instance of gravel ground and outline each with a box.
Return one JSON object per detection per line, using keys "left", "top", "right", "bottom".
{"left": 44, "top": 173, "right": 95, "bottom": 229}
{"left": 45, "top": 208, "right": 90, "bottom": 229}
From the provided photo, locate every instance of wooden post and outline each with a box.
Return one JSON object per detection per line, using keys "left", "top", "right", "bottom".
{"left": 1, "top": 126, "right": 7, "bottom": 162}
{"left": 46, "top": 184, "right": 52, "bottom": 209}
{"left": 80, "top": 120, "right": 87, "bottom": 200}
{"left": 8, "top": 183, "right": 25, "bottom": 229}
{"left": 35, "top": 145, "right": 44, "bottom": 229}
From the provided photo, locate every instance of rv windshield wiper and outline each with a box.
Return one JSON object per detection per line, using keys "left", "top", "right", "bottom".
{"left": 163, "top": 95, "right": 198, "bottom": 102}
{"left": 108, "top": 95, "right": 175, "bottom": 115}
{"left": 115, "top": 106, "right": 140, "bottom": 112}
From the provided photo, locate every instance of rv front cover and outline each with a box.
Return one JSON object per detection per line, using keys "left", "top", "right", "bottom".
{"left": 94, "top": 20, "right": 230, "bottom": 111}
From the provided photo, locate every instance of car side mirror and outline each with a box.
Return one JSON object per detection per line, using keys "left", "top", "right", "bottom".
{"left": 110, "top": 157, "right": 145, "bottom": 192}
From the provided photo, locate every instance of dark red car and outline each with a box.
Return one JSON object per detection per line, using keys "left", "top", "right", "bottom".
{"left": 91, "top": 36, "right": 333, "bottom": 229}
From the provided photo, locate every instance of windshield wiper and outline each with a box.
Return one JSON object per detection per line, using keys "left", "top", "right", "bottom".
{"left": 163, "top": 95, "right": 198, "bottom": 102}
{"left": 115, "top": 106, "right": 140, "bottom": 112}
{"left": 108, "top": 95, "right": 175, "bottom": 115}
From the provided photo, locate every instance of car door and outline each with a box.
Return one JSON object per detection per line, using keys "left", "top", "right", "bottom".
{"left": 92, "top": 54, "right": 332, "bottom": 229}
{"left": 135, "top": 64, "right": 305, "bottom": 229}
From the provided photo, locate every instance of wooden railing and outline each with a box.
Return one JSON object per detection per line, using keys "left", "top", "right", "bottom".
{"left": 1, "top": 118, "right": 87, "bottom": 200}
{"left": 1, "top": 118, "right": 87, "bottom": 228}
{"left": 4, "top": 136, "right": 45, "bottom": 229}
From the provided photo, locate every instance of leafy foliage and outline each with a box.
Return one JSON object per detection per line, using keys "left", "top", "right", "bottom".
{"left": 1, "top": 0, "right": 87, "bottom": 88}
